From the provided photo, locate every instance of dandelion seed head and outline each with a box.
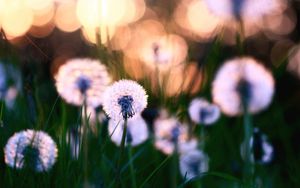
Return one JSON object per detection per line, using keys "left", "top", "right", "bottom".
{"left": 212, "top": 57, "right": 274, "bottom": 116}
{"left": 0, "top": 62, "right": 22, "bottom": 108}
{"left": 4, "top": 130, "right": 58, "bottom": 172}
{"left": 188, "top": 98, "right": 220, "bottom": 125}
{"left": 203, "top": 0, "right": 285, "bottom": 22}
{"left": 154, "top": 117, "right": 197, "bottom": 155}
{"left": 103, "top": 79, "right": 148, "bottom": 121}
{"left": 179, "top": 150, "right": 209, "bottom": 180}
{"left": 108, "top": 115, "right": 149, "bottom": 147}
{"left": 76, "top": 76, "right": 91, "bottom": 94}
{"left": 55, "top": 58, "right": 111, "bottom": 107}
{"left": 240, "top": 128, "right": 274, "bottom": 164}
{"left": 118, "top": 95, "right": 135, "bottom": 119}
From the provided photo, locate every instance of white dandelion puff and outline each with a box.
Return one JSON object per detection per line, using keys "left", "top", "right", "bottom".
{"left": 154, "top": 117, "right": 197, "bottom": 155}
{"left": 179, "top": 149, "right": 209, "bottom": 180}
{"left": 240, "top": 128, "right": 274, "bottom": 164}
{"left": 102, "top": 79, "right": 148, "bottom": 120}
{"left": 188, "top": 98, "right": 220, "bottom": 125}
{"left": 4, "top": 130, "right": 58, "bottom": 172}
{"left": 0, "top": 62, "right": 22, "bottom": 108}
{"left": 55, "top": 58, "right": 111, "bottom": 107}
{"left": 212, "top": 57, "right": 275, "bottom": 116}
{"left": 203, "top": 0, "right": 285, "bottom": 22}
{"left": 108, "top": 115, "right": 149, "bottom": 147}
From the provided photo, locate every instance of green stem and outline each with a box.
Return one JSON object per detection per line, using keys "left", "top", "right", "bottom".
{"left": 83, "top": 98, "right": 89, "bottom": 185}
{"left": 170, "top": 144, "right": 178, "bottom": 188}
{"left": 128, "top": 144, "right": 137, "bottom": 188}
{"left": 199, "top": 125, "right": 205, "bottom": 150}
{"left": 115, "top": 118, "right": 128, "bottom": 187}
{"left": 236, "top": 19, "right": 245, "bottom": 55}
{"left": 243, "top": 107, "right": 254, "bottom": 188}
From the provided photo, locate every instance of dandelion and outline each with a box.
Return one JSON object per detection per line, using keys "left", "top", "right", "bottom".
{"left": 4, "top": 130, "right": 58, "bottom": 172}
{"left": 55, "top": 58, "right": 111, "bottom": 107}
{"left": 0, "top": 62, "right": 22, "bottom": 108}
{"left": 108, "top": 115, "right": 149, "bottom": 147}
{"left": 241, "top": 128, "right": 274, "bottom": 164}
{"left": 179, "top": 149, "right": 209, "bottom": 180}
{"left": 154, "top": 117, "right": 197, "bottom": 155}
{"left": 188, "top": 98, "right": 221, "bottom": 125}
{"left": 102, "top": 79, "right": 148, "bottom": 120}
{"left": 203, "top": 0, "right": 284, "bottom": 22}
{"left": 139, "top": 34, "right": 188, "bottom": 72}
{"left": 212, "top": 57, "right": 274, "bottom": 116}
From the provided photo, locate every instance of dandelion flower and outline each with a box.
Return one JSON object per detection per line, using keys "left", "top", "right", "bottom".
{"left": 240, "top": 128, "right": 274, "bottom": 164}
{"left": 139, "top": 34, "right": 188, "bottom": 71}
{"left": 0, "top": 62, "right": 22, "bottom": 108}
{"left": 4, "top": 130, "right": 58, "bottom": 172}
{"left": 212, "top": 57, "right": 274, "bottom": 116}
{"left": 203, "top": 0, "right": 284, "bottom": 22}
{"left": 188, "top": 98, "right": 220, "bottom": 125}
{"left": 102, "top": 79, "right": 148, "bottom": 120}
{"left": 108, "top": 115, "right": 149, "bottom": 147}
{"left": 55, "top": 58, "right": 111, "bottom": 107}
{"left": 154, "top": 117, "right": 197, "bottom": 155}
{"left": 179, "top": 149, "right": 209, "bottom": 180}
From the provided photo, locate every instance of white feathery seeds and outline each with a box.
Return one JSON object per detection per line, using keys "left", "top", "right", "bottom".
{"left": 203, "top": 0, "right": 284, "bottom": 22}
{"left": 212, "top": 57, "right": 274, "bottom": 116}
{"left": 108, "top": 115, "right": 149, "bottom": 147}
{"left": 102, "top": 79, "right": 148, "bottom": 121}
{"left": 4, "top": 130, "right": 58, "bottom": 172}
{"left": 179, "top": 149, "right": 209, "bottom": 180}
{"left": 240, "top": 128, "right": 274, "bottom": 164}
{"left": 154, "top": 117, "right": 197, "bottom": 155}
{"left": 188, "top": 98, "right": 220, "bottom": 125}
{"left": 55, "top": 58, "right": 111, "bottom": 107}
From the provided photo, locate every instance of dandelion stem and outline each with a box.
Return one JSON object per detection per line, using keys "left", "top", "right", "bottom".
{"left": 0, "top": 100, "right": 4, "bottom": 122}
{"left": 128, "top": 144, "right": 137, "bottom": 188}
{"left": 170, "top": 145, "right": 178, "bottom": 188}
{"left": 199, "top": 125, "right": 205, "bottom": 150}
{"left": 242, "top": 105, "right": 254, "bottom": 188}
{"left": 116, "top": 118, "right": 128, "bottom": 187}
{"left": 236, "top": 19, "right": 245, "bottom": 55}
{"left": 83, "top": 97, "right": 89, "bottom": 186}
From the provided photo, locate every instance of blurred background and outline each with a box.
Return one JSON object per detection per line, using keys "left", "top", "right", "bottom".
{"left": 1, "top": 0, "right": 300, "bottom": 187}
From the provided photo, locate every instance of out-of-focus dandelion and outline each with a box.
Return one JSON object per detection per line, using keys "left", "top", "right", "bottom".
{"left": 102, "top": 79, "right": 147, "bottom": 121}
{"left": 203, "top": 0, "right": 286, "bottom": 22}
{"left": 0, "top": 62, "right": 22, "bottom": 109}
{"left": 154, "top": 116, "right": 197, "bottom": 155}
{"left": 138, "top": 34, "right": 188, "bottom": 71}
{"left": 179, "top": 149, "right": 209, "bottom": 180}
{"left": 55, "top": 58, "right": 111, "bottom": 107}
{"left": 108, "top": 115, "right": 149, "bottom": 147}
{"left": 4, "top": 130, "right": 58, "bottom": 172}
{"left": 212, "top": 57, "right": 274, "bottom": 116}
{"left": 241, "top": 128, "right": 274, "bottom": 164}
{"left": 188, "top": 98, "right": 220, "bottom": 125}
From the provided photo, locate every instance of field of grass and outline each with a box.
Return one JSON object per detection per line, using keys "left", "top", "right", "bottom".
{"left": 0, "top": 0, "right": 300, "bottom": 188}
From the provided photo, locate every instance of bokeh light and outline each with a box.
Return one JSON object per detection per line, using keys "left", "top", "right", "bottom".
{"left": 55, "top": 1, "right": 81, "bottom": 32}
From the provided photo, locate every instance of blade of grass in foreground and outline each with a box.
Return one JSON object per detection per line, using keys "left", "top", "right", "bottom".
{"left": 139, "top": 156, "right": 171, "bottom": 188}
{"left": 178, "top": 171, "right": 242, "bottom": 188}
